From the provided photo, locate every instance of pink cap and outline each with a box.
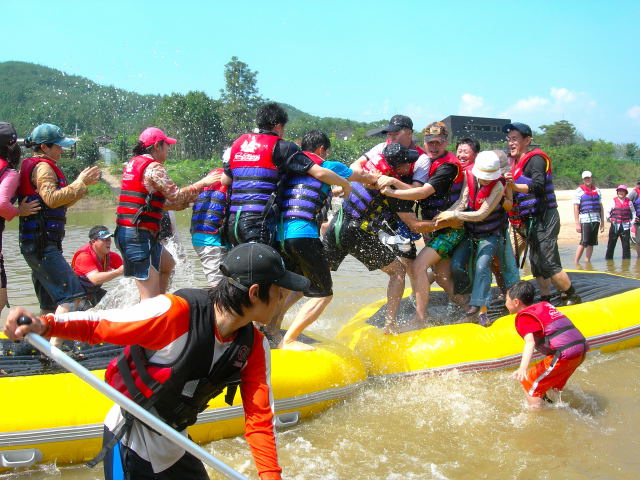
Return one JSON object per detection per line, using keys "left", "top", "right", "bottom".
{"left": 616, "top": 185, "right": 628, "bottom": 192}
{"left": 139, "top": 127, "right": 177, "bottom": 148}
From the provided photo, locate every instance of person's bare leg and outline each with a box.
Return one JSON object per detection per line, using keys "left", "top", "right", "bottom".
{"left": 536, "top": 277, "right": 552, "bottom": 297}
{"left": 264, "top": 290, "right": 303, "bottom": 343}
{"left": 433, "top": 258, "right": 455, "bottom": 298}
{"left": 410, "top": 247, "right": 441, "bottom": 326}
{"left": 0, "top": 288, "right": 7, "bottom": 320}
{"left": 136, "top": 267, "right": 161, "bottom": 301}
{"left": 158, "top": 248, "right": 175, "bottom": 294}
{"left": 584, "top": 245, "right": 594, "bottom": 263}
{"left": 280, "top": 296, "right": 333, "bottom": 351}
{"left": 524, "top": 393, "right": 544, "bottom": 411}
{"left": 380, "top": 259, "right": 407, "bottom": 334}
{"left": 550, "top": 270, "right": 571, "bottom": 292}
{"left": 400, "top": 257, "right": 418, "bottom": 298}
{"left": 575, "top": 244, "right": 585, "bottom": 264}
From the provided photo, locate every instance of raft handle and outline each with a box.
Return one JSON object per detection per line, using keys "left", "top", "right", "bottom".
{"left": 0, "top": 448, "right": 43, "bottom": 468}
{"left": 275, "top": 411, "right": 300, "bottom": 428}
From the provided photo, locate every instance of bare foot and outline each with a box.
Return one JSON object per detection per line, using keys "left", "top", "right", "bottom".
{"left": 383, "top": 321, "right": 400, "bottom": 335}
{"left": 279, "top": 340, "right": 316, "bottom": 351}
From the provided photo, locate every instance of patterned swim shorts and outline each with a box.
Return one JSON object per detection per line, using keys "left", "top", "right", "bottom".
{"left": 427, "top": 227, "right": 466, "bottom": 259}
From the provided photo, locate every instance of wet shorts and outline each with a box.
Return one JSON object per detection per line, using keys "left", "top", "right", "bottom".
{"left": 114, "top": 226, "right": 163, "bottom": 281}
{"left": 323, "top": 216, "right": 398, "bottom": 271}
{"left": 579, "top": 221, "right": 600, "bottom": 246}
{"left": 521, "top": 353, "right": 585, "bottom": 397}
{"left": 226, "top": 212, "right": 276, "bottom": 247}
{"left": 283, "top": 237, "right": 333, "bottom": 297}
{"left": 528, "top": 209, "right": 563, "bottom": 279}
{"left": 427, "top": 227, "right": 466, "bottom": 259}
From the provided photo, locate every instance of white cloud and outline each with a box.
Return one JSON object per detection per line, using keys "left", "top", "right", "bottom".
{"left": 550, "top": 87, "right": 577, "bottom": 104}
{"left": 627, "top": 105, "right": 640, "bottom": 119}
{"left": 500, "top": 87, "right": 596, "bottom": 119}
{"left": 509, "top": 96, "right": 549, "bottom": 113}
{"left": 459, "top": 94, "right": 492, "bottom": 116}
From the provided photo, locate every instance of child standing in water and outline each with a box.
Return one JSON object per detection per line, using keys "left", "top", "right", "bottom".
{"left": 506, "top": 281, "right": 588, "bottom": 410}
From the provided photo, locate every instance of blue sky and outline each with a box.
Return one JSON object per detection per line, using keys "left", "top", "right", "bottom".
{"left": 3, "top": 0, "right": 639, "bottom": 143}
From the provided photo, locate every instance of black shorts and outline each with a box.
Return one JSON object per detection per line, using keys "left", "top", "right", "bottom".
{"left": 528, "top": 209, "right": 563, "bottom": 279}
{"left": 322, "top": 215, "right": 398, "bottom": 271}
{"left": 226, "top": 212, "right": 276, "bottom": 247}
{"left": 103, "top": 426, "right": 208, "bottom": 480}
{"left": 282, "top": 237, "right": 333, "bottom": 297}
{"left": 580, "top": 221, "right": 600, "bottom": 246}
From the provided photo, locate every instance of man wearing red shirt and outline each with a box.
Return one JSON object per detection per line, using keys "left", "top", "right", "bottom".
{"left": 72, "top": 225, "right": 123, "bottom": 307}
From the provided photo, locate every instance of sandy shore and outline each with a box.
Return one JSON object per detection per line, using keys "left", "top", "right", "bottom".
{"left": 555, "top": 188, "right": 616, "bottom": 246}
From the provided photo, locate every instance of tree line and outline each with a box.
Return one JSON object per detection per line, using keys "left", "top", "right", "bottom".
{"left": 1, "top": 60, "right": 639, "bottom": 189}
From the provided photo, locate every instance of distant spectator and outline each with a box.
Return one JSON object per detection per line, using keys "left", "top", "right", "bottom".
{"left": 71, "top": 225, "right": 123, "bottom": 307}
{"left": 573, "top": 171, "right": 604, "bottom": 263}
{"left": 627, "top": 178, "right": 640, "bottom": 258}
{"left": 605, "top": 185, "right": 635, "bottom": 259}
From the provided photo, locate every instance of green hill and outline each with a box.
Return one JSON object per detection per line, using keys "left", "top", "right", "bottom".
{"left": 0, "top": 62, "right": 382, "bottom": 141}
{"left": 0, "top": 61, "right": 162, "bottom": 138}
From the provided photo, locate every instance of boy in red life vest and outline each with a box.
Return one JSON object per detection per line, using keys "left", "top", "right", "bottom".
{"left": 605, "top": 185, "right": 635, "bottom": 259}
{"left": 507, "top": 281, "right": 588, "bottom": 411}
{"left": 573, "top": 171, "right": 604, "bottom": 263}
{"left": 71, "top": 226, "right": 124, "bottom": 307}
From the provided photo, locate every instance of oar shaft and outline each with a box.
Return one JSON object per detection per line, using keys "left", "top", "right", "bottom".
{"left": 24, "top": 332, "right": 247, "bottom": 480}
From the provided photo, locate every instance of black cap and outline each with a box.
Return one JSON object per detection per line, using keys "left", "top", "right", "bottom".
{"left": 0, "top": 122, "right": 18, "bottom": 148}
{"left": 382, "top": 142, "right": 420, "bottom": 167}
{"left": 381, "top": 115, "right": 413, "bottom": 133}
{"left": 502, "top": 122, "right": 533, "bottom": 137}
{"left": 220, "top": 243, "right": 310, "bottom": 292}
{"left": 89, "top": 225, "right": 113, "bottom": 240}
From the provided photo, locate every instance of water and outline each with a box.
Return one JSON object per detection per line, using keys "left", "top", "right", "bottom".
{"left": 2, "top": 209, "right": 640, "bottom": 479}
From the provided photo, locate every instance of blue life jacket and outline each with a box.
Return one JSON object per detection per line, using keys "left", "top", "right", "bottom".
{"left": 18, "top": 157, "right": 67, "bottom": 248}
{"left": 190, "top": 170, "right": 228, "bottom": 235}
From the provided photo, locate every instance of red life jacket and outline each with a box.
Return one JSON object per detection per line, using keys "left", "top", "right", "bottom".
{"left": 610, "top": 196, "right": 632, "bottom": 223}
{"left": 364, "top": 151, "right": 417, "bottom": 179}
{"left": 302, "top": 151, "right": 324, "bottom": 165}
{"left": 116, "top": 156, "right": 166, "bottom": 231}
{"left": 104, "top": 289, "right": 254, "bottom": 431}
{"left": 18, "top": 157, "right": 68, "bottom": 246}
{"left": 0, "top": 158, "right": 9, "bottom": 179}
{"left": 418, "top": 151, "right": 462, "bottom": 220}
{"left": 228, "top": 133, "right": 281, "bottom": 215}
{"left": 516, "top": 302, "right": 587, "bottom": 360}
{"left": 508, "top": 148, "right": 557, "bottom": 226}
{"left": 464, "top": 170, "right": 505, "bottom": 238}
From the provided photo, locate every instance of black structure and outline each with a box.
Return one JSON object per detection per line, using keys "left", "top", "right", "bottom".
{"left": 441, "top": 115, "right": 511, "bottom": 143}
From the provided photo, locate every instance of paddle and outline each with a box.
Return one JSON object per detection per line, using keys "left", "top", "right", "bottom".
{"left": 16, "top": 316, "right": 247, "bottom": 480}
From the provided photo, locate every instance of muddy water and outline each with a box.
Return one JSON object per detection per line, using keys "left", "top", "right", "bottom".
{"left": 2, "top": 209, "right": 640, "bottom": 479}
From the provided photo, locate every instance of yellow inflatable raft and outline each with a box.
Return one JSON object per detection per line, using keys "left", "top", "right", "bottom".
{"left": 336, "top": 271, "right": 640, "bottom": 378}
{"left": 0, "top": 332, "right": 366, "bottom": 470}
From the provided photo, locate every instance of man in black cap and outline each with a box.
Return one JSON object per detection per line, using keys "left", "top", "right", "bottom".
{"left": 5, "top": 243, "right": 309, "bottom": 480}
{"left": 503, "top": 122, "right": 581, "bottom": 305}
{"left": 349, "top": 115, "right": 428, "bottom": 305}
{"left": 71, "top": 225, "right": 124, "bottom": 307}
{"left": 627, "top": 178, "right": 640, "bottom": 257}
